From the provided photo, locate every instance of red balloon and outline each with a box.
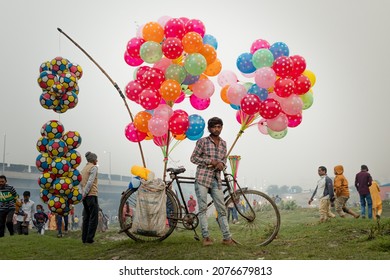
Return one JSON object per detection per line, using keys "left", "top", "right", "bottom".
{"left": 274, "top": 78, "right": 295, "bottom": 98}
{"left": 135, "top": 66, "right": 151, "bottom": 84}
{"left": 293, "top": 75, "right": 311, "bottom": 95}
{"left": 162, "top": 37, "right": 184, "bottom": 59}
{"left": 289, "top": 55, "right": 306, "bottom": 77}
{"left": 259, "top": 98, "right": 281, "bottom": 119}
{"left": 124, "top": 52, "right": 143, "bottom": 66}
{"left": 141, "top": 67, "right": 165, "bottom": 90}
{"left": 184, "top": 19, "right": 206, "bottom": 37}
{"left": 240, "top": 94, "right": 261, "bottom": 115}
{"left": 139, "top": 88, "right": 161, "bottom": 110}
{"left": 124, "top": 123, "right": 147, "bottom": 143}
{"left": 169, "top": 112, "right": 189, "bottom": 135}
{"left": 286, "top": 113, "right": 303, "bottom": 127}
{"left": 189, "top": 94, "right": 210, "bottom": 110}
{"left": 153, "top": 134, "right": 168, "bottom": 147}
{"left": 272, "top": 56, "right": 293, "bottom": 78}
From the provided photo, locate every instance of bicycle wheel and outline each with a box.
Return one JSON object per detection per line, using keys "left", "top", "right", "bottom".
{"left": 226, "top": 190, "right": 280, "bottom": 246}
{"left": 118, "top": 187, "right": 180, "bottom": 242}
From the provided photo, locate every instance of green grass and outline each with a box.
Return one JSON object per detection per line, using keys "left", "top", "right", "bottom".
{"left": 1, "top": 206, "right": 389, "bottom": 260}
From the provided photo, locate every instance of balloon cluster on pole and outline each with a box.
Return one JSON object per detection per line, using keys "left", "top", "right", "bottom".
{"left": 123, "top": 16, "right": 221, "bottom": 161}
{"left": 37, "top": 57, "right": 83, "bottom": 113}
{"left": 218, "top": 38, "right": 316, "bottom": 141}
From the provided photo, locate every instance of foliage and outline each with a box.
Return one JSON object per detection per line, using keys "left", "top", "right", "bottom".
{"left": 278, "top": 199, "right": 299, "bottom": 210}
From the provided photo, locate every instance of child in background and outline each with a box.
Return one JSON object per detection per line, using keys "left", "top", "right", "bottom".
{"left": 369, "top": 180, "right": 382, "bottom": 220}
{"left": 15, "top": 199, "right": 28, "bottom": 226}
{"left": 33, "top": 204, "right": 48, "bottom": 235}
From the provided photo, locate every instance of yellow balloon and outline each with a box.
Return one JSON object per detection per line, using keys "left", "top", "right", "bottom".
{"left": 303, "top": 69, "right": 316, "bottom": 87}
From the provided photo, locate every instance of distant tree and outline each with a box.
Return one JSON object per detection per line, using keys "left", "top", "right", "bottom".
{"left": 290, "top": 186, "right": 303, "bottom": 193}
{"left": 266, "top": 185, "right": 279, "bottom": 195}
{"left": 279, "top": 185, "right": 289, "bottom": 194}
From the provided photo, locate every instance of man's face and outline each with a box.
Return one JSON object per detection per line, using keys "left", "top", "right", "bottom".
{"left": 209, "top": 124, "right": 223, "bottom": 137}
{"left": 0, "top": 178, "right": 6, "bottom": 187}
{"left": 318, "top": 169, "right": 326, "bottom": 176}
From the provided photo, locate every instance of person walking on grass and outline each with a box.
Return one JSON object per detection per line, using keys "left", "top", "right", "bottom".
{"left": 333, "top": 165, "right": 359, "bottom": 218}
{"left": 355, "top": 164, "right": 373, "bottom": 219}
{"left": 369, "top": 180, "right": 382, "bottom": 220}
{"left": 33, "top": 204, "right": 48, "bottom": 235}
{"left": 308, "top": 166, "right": 335, "bottom": 222}
{"left": 0, "top": 175, "right": 18, "bottom": 237}
{"left": 190, "top": 117, "right": 235, "bottom": 246}
{"left": 15, "top": 191, "right": 35, "bottom": 235}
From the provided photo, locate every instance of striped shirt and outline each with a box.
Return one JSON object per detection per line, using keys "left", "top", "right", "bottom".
{"left": 0, "top": 184, "right": 18, "bottom": 211}
{"left": 190, "top": 135, "right": 227, "bottom": 188}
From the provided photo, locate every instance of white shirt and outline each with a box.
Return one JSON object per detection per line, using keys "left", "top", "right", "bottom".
{"left": 315, "top": 176, "right": 329, "bottom": 199}
{"left": 16, "top": 200, "right": 35, "bottom": 222}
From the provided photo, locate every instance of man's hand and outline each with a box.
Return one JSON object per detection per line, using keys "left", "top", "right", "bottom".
{"left": 308, "top": 198, "right": 313, "bottom": 205}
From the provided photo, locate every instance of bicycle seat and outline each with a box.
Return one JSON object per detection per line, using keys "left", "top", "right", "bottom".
{"left": 167, "top": 167, "right": 186, "bottom": 175}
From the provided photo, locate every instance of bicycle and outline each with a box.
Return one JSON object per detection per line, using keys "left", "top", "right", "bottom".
{"left": 118, "top": 167, "right": 280, "bottom": 246}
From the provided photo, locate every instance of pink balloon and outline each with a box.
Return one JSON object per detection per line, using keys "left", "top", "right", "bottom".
{"left": 153, "top": 134, "right": 168, "bottom": 147}
{"left": 157, "top": 15, "right": 171, "bottom": 28}
{"left": 192, "top": 79, "right": 215, "bottom": 99}
{"left": 148, "top": 116, "right": 168, "bottom": 137}
{"left": 175, "top": 91, "right": 185, "bottom": 103}
{"left": 279, "top": 94, "right": 303, "bottom": 115}
{"left": 124, "top": 52, "right": 143, "bottom": 67}
{"left": 164, "top": 18, "right": 186, "bottom": 39}
{"left": 189, "top": 94, "right": 210, "bottom": 110}
{"left": 254, "top": 67, "right": 276, "bottom": 89}
{"left": 226, "top": 83, "right": 247, "bottom": 105}
{"left": 217, "top": 70, "right": 238, "bottom": 87}
{"left": 154, "top": 104, "right": 173, "bottom": 120}
{"left": 126, "top": 37, "right": 146, "bottom": 59}
{"left": 257, "top": 119, "right": 268, "bottom": 135}
{"left": 236, "top": 110, "right": 257, "bottom": 125}
{"left": 125, "top": 122, "right": 147, "bottom": 142}
{"left": 139, "top": 89, "right": 161, "bottom": 110}
{"left": 250, "top": 39, "right": 271, "bottom": 54}
{"left": 267, "top": 113, "right": 288, "bottom": 132}
{"left": 240, "top": 94, "right": 261, "bottom": 115}
{"left": 184, "top": 19, "right": 206, "bottom": 37}
{"left": 153, "top": 57, "right": 172, "bottom": 72}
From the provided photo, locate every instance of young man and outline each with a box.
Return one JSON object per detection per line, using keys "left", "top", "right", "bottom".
{"left": 16, "top": 191, "right": 35, "bottom": 235}
{"left": 355, "top": 164, "right": 373, "bottom": 219}
{"left": 80, "top": 151, "right": 99, "bottom": 244}
{"left": 190, "top": 117, "right": 235, "bottom": 246}
{"left": 0, "top": 175, "right": 18, "bottom": 237}
{"left": 308, "top": 166, "right": 335, "bottom": 222}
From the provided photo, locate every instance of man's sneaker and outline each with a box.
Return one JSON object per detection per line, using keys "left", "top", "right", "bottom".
{"left": 202, "top": 237, "right": 213, "bottom": 246}
{"left": 57, "top": 234, "right": 63, "bottom": 238}
{"left": 222, "top": 238, "right": 237, "bottom": 246}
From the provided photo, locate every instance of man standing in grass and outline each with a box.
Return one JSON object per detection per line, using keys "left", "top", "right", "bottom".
{"left": 355, "top": 164, "right": 373, "bottom": 219}
{"left": 308, "top": 166, "right": 335, "bottom": 222}
{"left": 0, "top": 175, "right": 18, "bottom": 237}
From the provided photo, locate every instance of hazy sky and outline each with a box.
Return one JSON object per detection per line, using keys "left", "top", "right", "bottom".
{"left": 1, "top": 0, "right": 389, "bottom": 190}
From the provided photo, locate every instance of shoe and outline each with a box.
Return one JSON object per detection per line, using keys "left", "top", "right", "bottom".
{"left": 64, "top": 230, "right": 68, "bottom": 235}
{"left": 57, "top": 234, "right": 63, "bottom": 238}
{"left": 86, "top": 239, "right": 94, "bottom": 244}
{"left": 202, "top": 237, "right": 213, "bottom": 246}
{"left": 376, "top": 214, "right": 381, "bottom": 220}
{"left": 222, "top": 238, "right": 237, "bottom": 245}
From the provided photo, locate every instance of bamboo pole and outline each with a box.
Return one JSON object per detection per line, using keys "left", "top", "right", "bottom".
{"left": 57, "top": 28, "right": 147, "bottom": 168}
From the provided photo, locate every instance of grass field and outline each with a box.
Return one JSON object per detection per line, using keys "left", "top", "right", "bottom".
{"left": 1, "top": 204, "right": 389, "bottom": 260}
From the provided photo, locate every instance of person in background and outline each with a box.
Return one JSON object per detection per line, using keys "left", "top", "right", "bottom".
{"left": 16, "top": 191, "right": 35, "bottom": 235}
{"left": 369, "top": 180, "right": 382, "bottom": 220}
{"left": 308, "top": 166, "right": 335, "bottom": 222}
{"left": 33, "top": 204, "right": 48, "bottom": 235}
{"left": 333, "top": 165, "right": 359, "bottom": 218}
{"left": 80, "top": 151, "right": 99, "bottom": 244}
{"left": 56, "top": 214, "right": 68, "bottom": 237}
{"left": 355, "top": 164, "right": 373, "bottom": 219}
{"left": 0, "top": 175, "right": 18, "bottom": 237}
{"left": 190, "top": 117, "right": 235, "bottom": 246}
{"left": 187, "top": 195, "right": 197, "bottom": 213}
{"left": 227, "top": 200, "right": 239, "bottom": 224}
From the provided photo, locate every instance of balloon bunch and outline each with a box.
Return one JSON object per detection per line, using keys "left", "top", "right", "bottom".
{"left": 37, "top": 56, "right": 83, "bottom": 113}
{"left": 36, "top": 120, "right": 83, "bottom": 215}
{"left": 123, "top": 17, "right": 222, "bottom": 161}
{"left": 218, "top": 38, "right": 316, "bottom": 141}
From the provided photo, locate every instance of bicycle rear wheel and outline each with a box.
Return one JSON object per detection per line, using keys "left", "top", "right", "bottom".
{"left": 226, "top": 190, "right": 280, "bottom": 246}
{"left": 118, "top": 187, "right": 179, "bottom": 242}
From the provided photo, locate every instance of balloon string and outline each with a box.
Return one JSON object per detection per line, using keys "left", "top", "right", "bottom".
{"left": 56, "top": 27, "right": 147, "bottom": 168}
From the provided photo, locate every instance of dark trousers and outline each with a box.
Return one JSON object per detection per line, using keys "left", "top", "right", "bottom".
{"left": 82, "top": 196, "right": 99, "bottom": 243}
{"left": 16, "top": 221, "right": 29, "bottom": 235}
{"left": 0, "top": 209, "right": 15, "bottom": 237}
{"left": 56, "top": 215, "right": 69, "bottom": 234}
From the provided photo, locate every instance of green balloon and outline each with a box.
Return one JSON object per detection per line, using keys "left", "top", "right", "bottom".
{"left": 243, "top": 82, "right": 253, "bottom": 91}
{"left": 140, "top": 41, "right": 162, "bottom": 64}
{"left": 267, "top": 127, "right": 288, "bottom": 139}
{"left": 300, "top": 91, "right": 314, "bottom": 110}
{"left": 184, "top": 53, "right": 207, "bottom": 76}
{"left": 165, "top": 64, "right": 187, "bottom": 84}
{"left": 252, "top": 49, "right": 274, "bottom": 69}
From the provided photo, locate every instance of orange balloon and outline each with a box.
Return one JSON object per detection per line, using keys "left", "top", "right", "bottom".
{"left": 182, "top": 32, "right": 203, "bottom": 53}
{"left": 145, "top": 132, "right": 153, "bottom": 140}
{"left": 142, "top": 22, "right": 164, "bottom": 43}
{"left": 160, "top": 79, "right": 181, "bottom": 101}
{"left": 134, "top": 111, "right": 152, "bottom": 133}
{"left": 173, "top": 133, "right": 186, "bottom": 140}
{"left": 204, "top": 58, "right": 222, "bottom": 76}
{"left": 220, "top": 85, "right": 230, "bottom": 104}
{"left": 199, "top": 44, "right": 217, "bottom": 65}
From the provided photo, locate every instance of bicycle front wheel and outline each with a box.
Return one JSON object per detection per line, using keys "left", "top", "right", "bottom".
{"left": 118, "top": 187, "right": 179, "bottom": 242}
{"left": 226, "top": 190, "right": 280, "bottom": 246}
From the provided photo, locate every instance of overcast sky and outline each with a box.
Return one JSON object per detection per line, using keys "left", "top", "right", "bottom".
{"left": 1, "top": 0, "right": 389, "bottom": 190}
